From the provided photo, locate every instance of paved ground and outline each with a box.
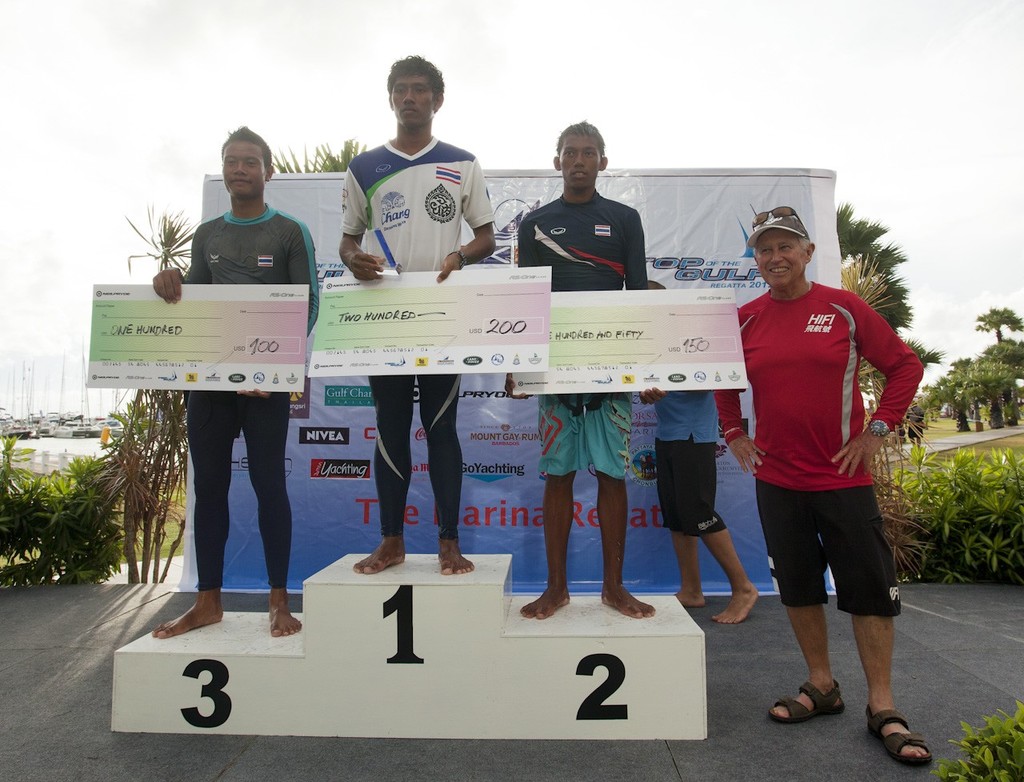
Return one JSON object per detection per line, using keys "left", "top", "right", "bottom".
{"left": 2, "top": 425, "right": 1020, "bottom": 782}
{"left": 1, "top": 583, "right": 1021, "bottom": 782}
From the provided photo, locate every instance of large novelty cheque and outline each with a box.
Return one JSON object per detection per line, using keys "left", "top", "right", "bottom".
{"left": 510, "top": 288, "right": 747, "bottom": 394}
{"left": 309, "top": 267, "right": 551, "bottom": 376}
{"left": 87, "top": 284, "right": 309, "bottom": 390}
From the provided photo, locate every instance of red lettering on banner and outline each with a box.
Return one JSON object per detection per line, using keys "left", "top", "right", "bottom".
{"left": 572, "top": 501, "right": 585, "bottom": 527}
{"left": 356, "top": 497, "right": 377, "bottom": 524}
{"left": 462, "top": 503, "right": 545, "bottom": 527}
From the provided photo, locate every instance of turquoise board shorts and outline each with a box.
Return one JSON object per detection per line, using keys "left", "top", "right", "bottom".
{"left": 538, "top": 393, "right": 631, "bottom": 479}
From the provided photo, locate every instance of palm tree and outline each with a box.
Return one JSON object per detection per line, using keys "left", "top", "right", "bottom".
{"left": 840, "top": 256, "right": 944, "bottom": 370}
{"left": 975, "top": 306, "right": 1024, "bottom": 344}
{"left": 969, "top": 358, "right": 1016, "bottom": 429}
{"left": 981, "top": 338, "right": 1024, "bottom": 426}
{"left": 273, "top": 140, "right": 365, "bottom": 174}
{"left": 836, "top": 203, "right": 912, "bottom": 332}
{"left": 97, "top": 207, "right": 195, "bottom": 583}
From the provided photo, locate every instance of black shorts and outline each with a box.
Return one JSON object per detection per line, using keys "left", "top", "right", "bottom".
{"left": 655, "top": 437, "right": 727, "bottom": 536}
{"left": 755, "top": 480, "right": 900, "bottom": 616}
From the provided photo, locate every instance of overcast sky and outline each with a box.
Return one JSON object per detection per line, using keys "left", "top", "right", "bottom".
{"left": 2, "top": 0, "right": 1022, "bottom": 416}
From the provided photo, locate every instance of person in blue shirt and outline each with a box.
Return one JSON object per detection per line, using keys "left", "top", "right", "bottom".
{"left": 638, "top": 386, "right": 757, "bottom": 623}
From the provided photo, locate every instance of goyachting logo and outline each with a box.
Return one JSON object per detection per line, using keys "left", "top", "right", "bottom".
{"left": 310, "top": 459, "right": 370, "bottom": 479}
{"left": 463, "top": 462, "right": 526, "bottom": 482}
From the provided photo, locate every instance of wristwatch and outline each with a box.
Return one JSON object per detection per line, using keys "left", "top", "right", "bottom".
{"left": 868, "top": 419, "right": 891, "bottom": 437}
{"left": 456, "top": 250, "right": 469, "bottom": 269}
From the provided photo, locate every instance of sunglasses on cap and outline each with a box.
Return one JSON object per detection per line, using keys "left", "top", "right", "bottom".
{"left": 752, "top": 206, "right": 800, "bottom": 229}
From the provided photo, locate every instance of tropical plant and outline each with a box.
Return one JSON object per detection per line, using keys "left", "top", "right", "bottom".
{"left": 934, "top": 701, "right": 1024, "bottom": 781}
{"left": 840, "top": 255, "right": 931, "bottom": 576}
{"left": 127, "top": 207, "right": 194, "bottom": 276}
{"left": 273, "top": 140, "right": 365, "bottom": 174}
{"left": 97, "top": 207, "right": 195, "bottom": 583}
{"left": 898, "top": 448, "right": 1024, "bottom": 585}
{"left": 0, "top": 438, "right": 122, "bottom": 585}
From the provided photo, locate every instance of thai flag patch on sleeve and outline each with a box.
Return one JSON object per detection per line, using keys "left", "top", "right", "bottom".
{"left": 594, "top": 224, "right": 611, "bottom": 237}
{"left": 257, "top": 255, "right": 273, "bottom": 267}
{"left": 435, "top": 166, "right": 461, "bottom": 184}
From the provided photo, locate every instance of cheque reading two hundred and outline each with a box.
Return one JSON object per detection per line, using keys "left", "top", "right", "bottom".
{"left": 309, "top": 267, "right": 551, "bottom": 376}
{"left": 510, "top": 288, "right": 747, "bottom": 394}
{"left": 87, "top": 284, "right": 309, "bottom": 391}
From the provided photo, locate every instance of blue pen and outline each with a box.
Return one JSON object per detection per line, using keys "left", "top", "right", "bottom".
{"left": 373, "top": 228, "right": 401, "bottom": 275}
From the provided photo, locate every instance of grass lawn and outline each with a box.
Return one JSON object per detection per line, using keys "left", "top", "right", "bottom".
{"left": 917, "top": 415, "right": 1024, "bottom": 460}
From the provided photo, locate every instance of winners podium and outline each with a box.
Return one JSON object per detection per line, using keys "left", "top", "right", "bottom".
{"left": 112, "top": 555, "right": 707, "bottom": 739}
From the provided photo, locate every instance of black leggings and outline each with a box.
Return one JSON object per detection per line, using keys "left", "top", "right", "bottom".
{"left": 369, "top": 374, "right": 463, "bottom": 539}
{"left": 187, "top": 391, "right": 292, "bottom": 590}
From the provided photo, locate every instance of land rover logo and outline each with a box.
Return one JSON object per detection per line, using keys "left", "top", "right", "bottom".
{"left": 229, "top": 373, "right": 246, "bottom": 383}
{"left": 668, "top": 373, "right": 687, "bottom": 383}
{"left": 463, "top": 356, "right": 483, "bottom": 366}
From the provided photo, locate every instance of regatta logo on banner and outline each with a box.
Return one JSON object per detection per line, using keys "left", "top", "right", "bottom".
{"left": 310, "top": 459, "right": 370, "bottom": 479}
{"left": 299, "top": 427, "right": 350, "bottom": 445}
{"left": 629, "top": 444, "right": 657, "bottom": 487}
{"left": 805, "top": 313, "right": 836, "bottom": 334}
{"left": 325, "top": 385, "right": 374, "bottom": 406}
{"left": 594, "top": 224, "right": 611, "bottom": 237}
{"left": 233, "top": 455, "right": 293, "bottom": 477}
{"left": 435, "top": 166, "right": 461, "bottom": 184}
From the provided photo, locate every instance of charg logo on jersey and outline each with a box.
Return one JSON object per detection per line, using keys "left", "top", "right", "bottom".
{"left": 805, "top": 313, "right": 836, "bottom": 334}
{"left": 381, "top": 191, "right": 410, "bottom": 225}
{"left": 425, "top": 183, "right": 457, "bottom": 224}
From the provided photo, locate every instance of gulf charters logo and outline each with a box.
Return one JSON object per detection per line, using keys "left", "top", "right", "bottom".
{"left": 310, "top": 459, "right": 370, "bottom": 479}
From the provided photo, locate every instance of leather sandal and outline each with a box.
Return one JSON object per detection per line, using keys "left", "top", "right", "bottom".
{"left": 768, "top": 680, "right": 845, "bottom": 723}
{"left": 866, "top": 706, "right": 933, "bottom": 765}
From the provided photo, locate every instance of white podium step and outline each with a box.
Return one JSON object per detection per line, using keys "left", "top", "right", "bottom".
{"left": 112, "top": 554, "right": 706, "bottom": 739}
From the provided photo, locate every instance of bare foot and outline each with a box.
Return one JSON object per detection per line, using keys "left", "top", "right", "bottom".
{"left": 675, "top": 589, "right": 706, "bottom": 609}
{"left": 438, "top": 539, "right": 474, "bottom": 575}
{"left": 152, "top": 590, "right": 223, "bottom": 639}
{"left": 711, "top": 584, "right": 758, "bottom": 624}
{"left": 269, "top": 587, "right": 302, "bottom": 637}
{"left": 520, "top": 587, "right": 570, "bottom": 619}
{"left": 602, "top": 583, "right": 656, "bottom": 619}
{"left": 353, "top": 536, "right": 405, "bottom": 574}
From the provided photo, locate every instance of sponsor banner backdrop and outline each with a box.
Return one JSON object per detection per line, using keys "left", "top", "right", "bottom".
{"left": 180, "top": 169, "right": 839, "bottom": 594}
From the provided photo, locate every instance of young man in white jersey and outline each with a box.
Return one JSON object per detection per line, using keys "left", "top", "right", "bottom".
{"left": 340, "top": 56, "right": 495, "bottom": 576}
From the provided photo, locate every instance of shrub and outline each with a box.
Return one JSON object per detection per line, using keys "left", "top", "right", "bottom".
{"left": 934, "top": 701, "right": 1024, "bottom": 781}
{"left": 0, "top": 438, "right": 122, "bottom": 585}
{"left": 898, "top": 448, "right": 1024, "bottom": 585}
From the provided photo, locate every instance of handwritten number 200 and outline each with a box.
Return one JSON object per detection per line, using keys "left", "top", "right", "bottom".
{"left": 248, "top": 338, "right": 280, "bottom": 355}
{"left": 486, "top": 319, "right": 527, "bottom": 335}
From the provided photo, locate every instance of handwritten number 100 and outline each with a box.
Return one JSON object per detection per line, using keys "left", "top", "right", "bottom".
{"left": 248, "top": 338, "right": 280, "bottom": 355}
